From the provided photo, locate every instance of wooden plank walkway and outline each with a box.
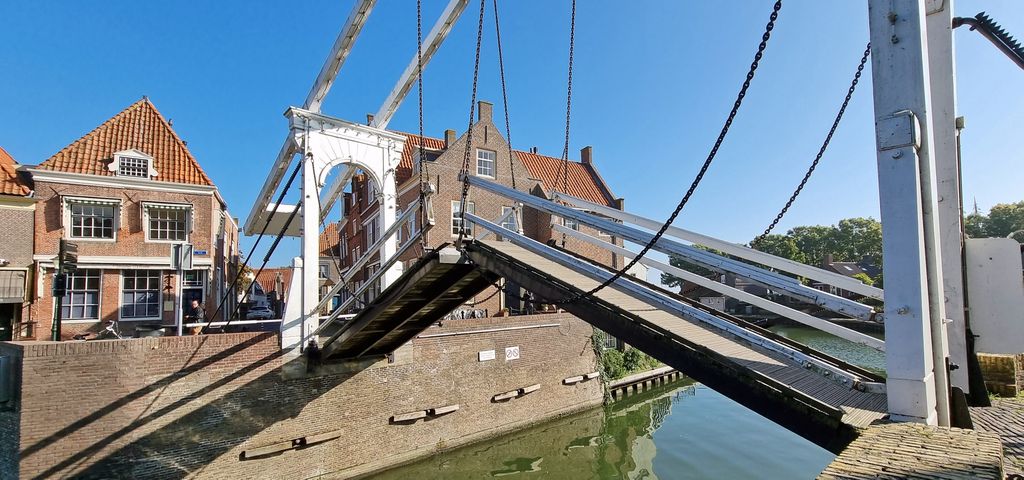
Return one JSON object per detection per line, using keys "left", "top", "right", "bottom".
{"left": 971, "top": 398, "right": 1024, "bottom": 477}
{"left": 818, "top": 423, "right": 1005, "bottom": 480}
{"left": 479, "top": 240, "right": 888, "bottom": 430}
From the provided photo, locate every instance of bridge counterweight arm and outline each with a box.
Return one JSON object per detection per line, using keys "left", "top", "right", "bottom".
{"left": 245, "top": 0, "right": 377, "bottom": 235}
{"left": 371, "top": 0, "right": 470, "bottom": 129}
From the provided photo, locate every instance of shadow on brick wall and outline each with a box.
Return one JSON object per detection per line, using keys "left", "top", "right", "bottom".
{"left": 22, "top": 334, "right": 352, "bottom": 479}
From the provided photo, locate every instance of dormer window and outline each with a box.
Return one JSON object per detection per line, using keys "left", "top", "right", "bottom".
{"left": 118, "top": 156, "right": 150, "bottom": 177}
{"left": 109, "top": 149, "right": 158, "bottom": 179}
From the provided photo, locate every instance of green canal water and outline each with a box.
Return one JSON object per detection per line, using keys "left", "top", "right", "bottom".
{"left": 370, "top": 325, "right": 885, "bottom": 480}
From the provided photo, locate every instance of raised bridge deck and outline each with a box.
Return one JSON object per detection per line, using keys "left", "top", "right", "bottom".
{"left": 321, "top": 239, "right": 887, "bottom": 452}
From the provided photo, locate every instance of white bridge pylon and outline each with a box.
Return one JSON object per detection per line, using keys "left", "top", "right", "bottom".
{"left": 275, "top": 108, "right": 406, "bottom": 350}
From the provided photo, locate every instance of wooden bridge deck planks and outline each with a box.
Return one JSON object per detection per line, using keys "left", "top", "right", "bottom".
{"left": 481, "top": 240, "right": 887, "bottom": 430}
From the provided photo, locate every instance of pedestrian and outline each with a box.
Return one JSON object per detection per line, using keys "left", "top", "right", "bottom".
{"left": 185, "top": 299, "right": 205, "bottom": 335}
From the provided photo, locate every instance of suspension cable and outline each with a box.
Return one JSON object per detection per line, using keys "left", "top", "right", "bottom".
{"left": 416, "top": 0, "right": 431, "bottom": 252}
{"left": 554, "top": 0, "right": 577, "bottom": 248}
{"left": 199, "top": 158, "right": 302, "bottom": 333}
{"left": 552, "top": 0, "right": 783, "bottom": 305}
{"left": 557, "top": 0, "right": 576, "bottom": 196}
{"left": 755, "top": 42, "right": 870, "bottom": 244}
{"left": 492, "top": 0, "right": 517, "bottom": 191}
{"left": 456, "top": 0, "right": 488, "bottom": 248}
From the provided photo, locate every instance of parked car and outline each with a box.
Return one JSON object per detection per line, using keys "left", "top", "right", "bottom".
{"left": 246, "top": 305, "right": 275, "bottom": 320}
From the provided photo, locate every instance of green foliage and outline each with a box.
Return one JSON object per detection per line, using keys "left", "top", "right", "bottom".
{"left": 623, "top": 348, "right": 659, "bottom": 373}
{"left": 785, "top": 217, "right": 882, "bottom": 266}
{"left": 237, "top": 263, "right": 254, "bottom": 295}
{"left": 852, "top": 272, "right": 875, "bottom": 287}
{"left": 749, "top": 234, "right": 805, "bottom": 263}
{"left": 967, "top": 201, "right": 1024, "bottom": 241}
{"left": 660, "top": 217, "right": 883, "bottom": 293}
{"left": 602, "top": 349, "right": 626, "bottom": 380}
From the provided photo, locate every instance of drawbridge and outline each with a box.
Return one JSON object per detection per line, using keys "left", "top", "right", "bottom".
{"left": 239, "top": 0, "right": 991, "bottom": 457}
{"left": 310, "top": 176, "right": 888, "bottom": 453}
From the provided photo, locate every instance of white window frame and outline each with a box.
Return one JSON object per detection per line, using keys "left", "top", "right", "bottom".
{"left": 451, "top": 200, "right": 476, "bottom": 237}
{"left": 63, "top": 196, "right": 120, "bottom": 242}
{"left": 563, "top": 216, "right": 580, "bottom": 231}
{"left": 119, "top": 269, "right": 162, "bottom": 321}
{"left": 476, "top": 149, "right": 496, "bottom": 178}
{"left": 60, "top": 268, "right": 103, "bottom": 323}
{"left": 500, "top": 206, "right": 517, "bottom": 231}
{"left": 143, "top": 202, "right": 193, "bottom": 243}
{"left": 108, "top": 149, "right": 158, "bottom": 179}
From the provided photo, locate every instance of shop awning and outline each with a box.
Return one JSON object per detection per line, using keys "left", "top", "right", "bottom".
{"left": 0, "top": 270, "right": 27, "bottom": 304}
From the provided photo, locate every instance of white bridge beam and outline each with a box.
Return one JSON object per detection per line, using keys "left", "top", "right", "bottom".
{"left": 553, "top": 191, "right": 885, "bottom": 300}
{"left": 371, "top": 0, "right": 470, "bottom": 130}
{"left": 552, "top": 223, "right": 886, "bottom": 352}
{"left": 245, "top": 0, "right": 377, "bottom": 236}
{"left": 468, "top": 176, "right": 878, "bottom": 321}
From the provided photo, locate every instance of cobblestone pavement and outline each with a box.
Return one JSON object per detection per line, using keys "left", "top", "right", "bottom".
{"left": 972, "top": 397, "right": 1024, "bottom": 478}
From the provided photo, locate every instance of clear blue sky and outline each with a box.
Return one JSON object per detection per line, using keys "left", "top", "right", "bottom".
{"left": 2, "top": 1, "right": 1022, "bottom": 268}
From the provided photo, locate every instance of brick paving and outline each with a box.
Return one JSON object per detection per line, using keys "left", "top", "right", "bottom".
{"left": 972, "top": 397, "right": 1024, "bottom": 477}
{"left": 818, "top": 423, "right": 1004, "bottom": 480}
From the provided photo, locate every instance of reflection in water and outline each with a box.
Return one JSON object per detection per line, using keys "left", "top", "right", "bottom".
{"left": 369, "top": 378, "right": 834, "bottom": 479}
{"left": 769, "top": 324, "right": 886, "bottom": 375}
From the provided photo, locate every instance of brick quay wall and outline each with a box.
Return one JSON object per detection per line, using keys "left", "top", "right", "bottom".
{"left": 0, "top": 313, "right": 603, "bottom": 479}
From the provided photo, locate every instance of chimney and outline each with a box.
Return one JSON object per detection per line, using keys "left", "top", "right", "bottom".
{"left": 477, "top": 101, "right": 493, "bottom": 122}
{"left": 530, "top": 146, "right": 538, "bottom": 154}
{"left": 580, "top": 146, "right": 593, "bottom": 165}
{"left": 366, "top": 113, "right": 375, "bottom": 126}
{"left": 822, "top": 253, "right": 834, "bottom": 268}
{"left": 444, "top": 129, "right": 457, "bottom": 148}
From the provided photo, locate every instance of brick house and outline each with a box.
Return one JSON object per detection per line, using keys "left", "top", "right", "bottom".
{"left": 323, "top": 100, "right": 624, "bottom": 316}
{"left": 22, "top": 99, "right": 240, "bottom": 339}
{"left": 0, "top": 147, "right": 35, "bottom": 341}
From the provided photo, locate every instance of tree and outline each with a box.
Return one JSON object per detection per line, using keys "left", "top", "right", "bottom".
{"left": 961, "top": 201, "right": 1024, "bottom": 242}
{"left": 788, "top": 225, "right": 839, "bottom": 266}
{"left": 833, "top": 217, "right": 883, "bottom": 264}
{"left": 985, "top": 201, "right": 1024, "bottom": 238}
{"left": 852, "top": 272, "right": 875, "bottom": 287}
{"left": 964, "top": 213, "right": 987, "bottom": 238}
{"left": 237, "top": 263, "right": 254, "bottom": 297}
{"left": 750, "top": 234, "right": 806, "bottom": 263}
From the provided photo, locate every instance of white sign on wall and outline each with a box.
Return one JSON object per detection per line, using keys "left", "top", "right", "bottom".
{"left": 505, "top": 346, "right": 520, "bottom": 361}
{"left": 478, "top": 350, "right": 496, "bottom": 362}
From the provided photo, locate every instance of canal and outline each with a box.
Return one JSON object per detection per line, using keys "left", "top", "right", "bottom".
{"left": 369, "top": 325, "right": 885, "bottom": 479}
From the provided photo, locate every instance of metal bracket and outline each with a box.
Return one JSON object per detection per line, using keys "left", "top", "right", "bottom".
{"left": 878, "top": 110, "right": 921, "bottom": 151}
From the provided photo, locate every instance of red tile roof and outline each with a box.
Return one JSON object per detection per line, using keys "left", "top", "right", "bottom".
{"left": 0, "top": 146, "right": 31, "bottom": 197}
{"left": 515, "top": 150, "right": 615, "bottom": 207}
{"left": 255, "top": 268, "right": 293, "bottom": 297}
{"left": 397, "top": 133, "right": 447, "bottom": 182}
{"left": 394, "top": 132, "right": 615, "bottom": 207}
{"left": 319, "top": 222, "right": 342, "bottom": 257}
{"left": 36, "top": 98, "right": 214, "bottom": 186}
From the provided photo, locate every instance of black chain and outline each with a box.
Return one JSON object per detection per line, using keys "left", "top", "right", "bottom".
{"left": 555, "top": 0, "right": 783, "bottom": 305}
{"left": 456, "top": 0, "right": 487, "bottom": 247}
{"left": 755, "top": 42, "right": 870, "bottom": 243}
{"left": 492, "top": 0, "right": 517, "bottom": 191}
{"left": 557, "top": 0, "right": 576, "bottom": 196}
{"left": 416, "top": 0, "right": 430, "bottom": 252}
